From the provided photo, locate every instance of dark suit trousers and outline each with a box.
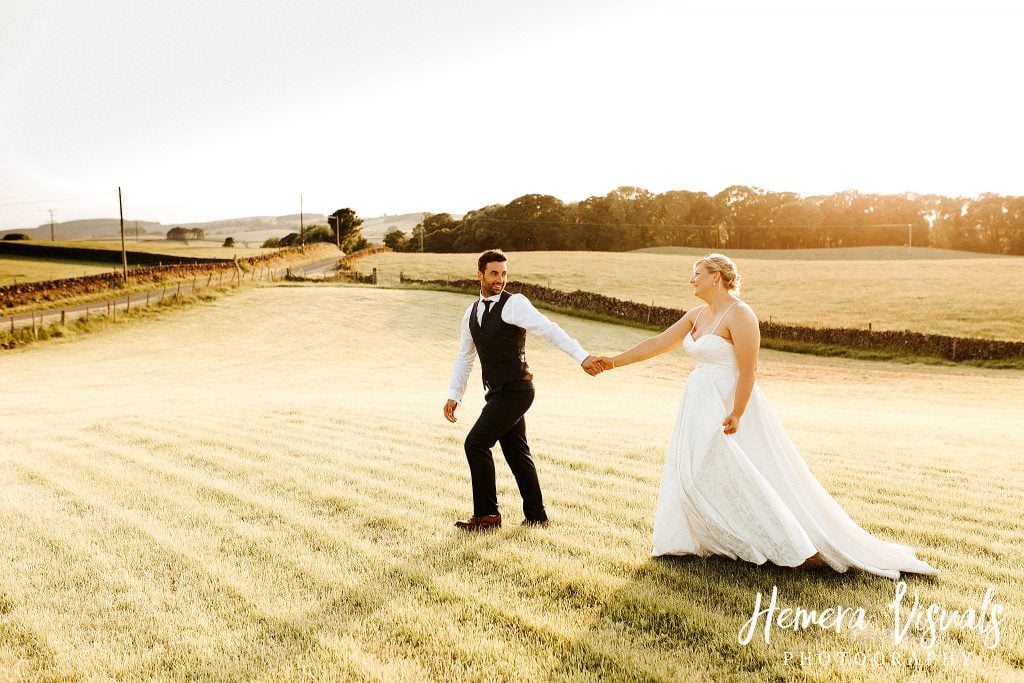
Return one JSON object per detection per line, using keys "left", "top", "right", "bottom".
{"left": 463, "top": 379, "right": 546, "bottom": 521}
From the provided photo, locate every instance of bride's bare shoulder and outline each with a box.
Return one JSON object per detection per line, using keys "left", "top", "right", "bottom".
{"left": 728, "top": 300, "right": 759, "bottom": 323}
{"left": 683, "top": 304, "right": 708, "bottom": 321}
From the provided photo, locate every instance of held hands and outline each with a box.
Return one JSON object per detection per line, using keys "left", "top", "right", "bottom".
{"left": 581, "top": 355, "right": 614, "bottom": 376}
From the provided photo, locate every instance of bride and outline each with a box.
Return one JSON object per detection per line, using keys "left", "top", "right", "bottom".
{"left": 597, "top": 253, "right": 936, "bottom": 579}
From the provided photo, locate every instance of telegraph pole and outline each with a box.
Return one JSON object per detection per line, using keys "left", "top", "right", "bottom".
{"left": 300, "top": 193, "right": 304, "bottom": 246}
{"left": 48, "top": 209, "right": 55, "bottom": 241}
{"left": 118, "top": 187, "right": 128, "bottom": 281}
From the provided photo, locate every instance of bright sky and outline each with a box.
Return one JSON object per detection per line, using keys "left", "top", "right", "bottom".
{"left": 2, "top": 0, "right": 1022, "bottom": 229}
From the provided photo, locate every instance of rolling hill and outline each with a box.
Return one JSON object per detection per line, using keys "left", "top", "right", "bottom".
{"left": 0, "top": 212, "right": 422, "bottom": 245}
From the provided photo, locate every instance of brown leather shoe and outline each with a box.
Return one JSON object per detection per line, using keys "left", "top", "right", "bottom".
{"left": 454, "top": 514, "right": 502, "bottom": 531}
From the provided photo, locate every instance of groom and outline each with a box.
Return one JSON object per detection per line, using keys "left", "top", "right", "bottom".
{"left": 444, "top": 249, "right": 607, "bottom": 530}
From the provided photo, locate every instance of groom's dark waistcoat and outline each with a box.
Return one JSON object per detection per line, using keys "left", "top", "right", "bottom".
{"left": 469, "top": 290, "right": 530, "bottom": 390}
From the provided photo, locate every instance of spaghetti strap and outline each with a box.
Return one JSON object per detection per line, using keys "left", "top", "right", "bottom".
{"left": 689, "top": 305, "right": 709, "bottom": 332}
{"left": 709, "top": 301, "right": 739, "bottom": 335}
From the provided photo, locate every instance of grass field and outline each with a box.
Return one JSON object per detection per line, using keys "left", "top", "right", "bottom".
{"left": 352, "top": 248, "right": 1024, "bottom": 341}
{"left": 43, "top": 239, "right": 276, "bottom": 259}
{"left": 0, "top": 255, "right": 119, "bottom": 287}
{"left": 635, "top": 246, "right": 1011, "bottom": 260}
{"left": 1, "top": 240, "right": 275, "bottom": 288}
{"left": 1, "top": 285, "right": 1021, "bottom": 681}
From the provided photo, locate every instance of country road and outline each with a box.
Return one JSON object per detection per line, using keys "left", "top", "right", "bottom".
{"left": 2, "top": 265, "right": 281, "bottom": 334}
{"left": 1, "top": 246, "right": 345, "bottom": 336}
{"left": 288, "top": 256, "right": 342, "bottom": 277}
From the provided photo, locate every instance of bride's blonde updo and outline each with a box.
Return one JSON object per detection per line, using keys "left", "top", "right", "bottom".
{"left": 696, "top": 253, "right": 741, "bottom": 295}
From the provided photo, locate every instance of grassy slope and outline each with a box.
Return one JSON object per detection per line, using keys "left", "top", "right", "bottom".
{"left": 635, "top": 246, "right": 1010, "bottom": 260}
{"left": 1, "top": 241, "right": 276, "bottom": 287}
{"left": 0, "top": 255, "right": 118, "bottom": 287}
{"left": 351, "top": 248, "right": 1024, "bottom": 341}
{"left": 1, "top": 286, "right": 1021, "bottom": 681}
{"left": 42, "top": 239, "right": 277, "bottom": 259}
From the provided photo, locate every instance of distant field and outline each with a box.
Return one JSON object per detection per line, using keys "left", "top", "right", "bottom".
{"left": 353, "top": 248, "right": 1024, "bottom": 340}
{"left": 0, "top": 240, "right": 278, "bottom": 286}
{"left": 0, "top": 255, "right": 118, "bottom": 287}
{"left": 50, "top": 239, "right": 277, "bottom": 259}
{"left": 1, "top": 286, "right": 1020, "bottom": 681}
{"left": 636, "top": 245, "right": 1010, "bottom": 260}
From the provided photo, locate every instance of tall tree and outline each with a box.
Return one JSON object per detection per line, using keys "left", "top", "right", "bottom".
{"left": 383, "top": 227, "right": 409, "bottom": 251}
{"left": 412, "top": 213, "right": 460, "bottom": 252}
{"left": 328, "top": 208, "right": 366, "bottom": 252}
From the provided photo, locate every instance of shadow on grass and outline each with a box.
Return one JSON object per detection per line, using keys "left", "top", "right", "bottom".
{"left": 545, "top": 552, "right": 940, "bottom": 681}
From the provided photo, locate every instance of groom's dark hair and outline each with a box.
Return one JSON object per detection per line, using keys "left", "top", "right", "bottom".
{"left": 477, "top": 249, "right": 507, "bottom": 273}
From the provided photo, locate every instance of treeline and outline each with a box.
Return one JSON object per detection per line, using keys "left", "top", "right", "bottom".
{"left": 382, "top": 186, "right": 1024, "bottom": 254}
{"left": 262, "top": 208, "right": 368, "bottom": 252}
{"left": 167, "top": 227, "right": 205, "bottom": 241}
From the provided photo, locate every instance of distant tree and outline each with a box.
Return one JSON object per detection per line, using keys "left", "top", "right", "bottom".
{"left": 328, "top": 208, "right": 366, "bottom": 252}
{"left": 223, "top": 236, "right": 235, "bottom": 247}
{"left": 167, "top": 227, "right": 204, "bottom": 242}
{"left": 413, "top": 212, "right": 461, "bottom": 252}
{"left": 2, "top": 233, "right": 31, "bottom": 240}
{"left": 273, "top": 225, "right": 333, "bottom": 248}
{"left": 262, "top": 237, "right": 282, "bottom": 248}
{"left": 500, "top": 194, "right": 567, "bottom": 250}
{"left": 383, "top": 227, "right": 409, "bottom": 251}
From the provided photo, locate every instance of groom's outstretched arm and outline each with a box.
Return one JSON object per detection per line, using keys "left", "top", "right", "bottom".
{"left": 503, "top": 293, "right": 598, "bottom": 370}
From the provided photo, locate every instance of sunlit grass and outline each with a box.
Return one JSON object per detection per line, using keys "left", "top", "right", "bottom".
{"left": 45, "top": 239, "right": 277, "bottom": 259}
{"left": 1, "top": 286, "right": 1021, "bottom": 680}
{"left": 351, "top": 248, "right": 1024, "bottom": 341}
{"left": 0, "top": 254, "right": 117, "bottom": 287}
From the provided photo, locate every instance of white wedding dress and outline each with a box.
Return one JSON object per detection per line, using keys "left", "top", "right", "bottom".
{"left": 651, "top": 312, "right": 937, "bottom": 580}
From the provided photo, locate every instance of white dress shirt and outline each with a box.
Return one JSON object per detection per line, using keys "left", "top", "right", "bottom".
{"left": 447, "top": 292, "right": 590, "bottom": 403}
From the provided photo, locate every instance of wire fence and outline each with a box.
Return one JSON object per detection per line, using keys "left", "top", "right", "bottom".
{"left": 1, "top": 266, "right": 285, "bottom": 339}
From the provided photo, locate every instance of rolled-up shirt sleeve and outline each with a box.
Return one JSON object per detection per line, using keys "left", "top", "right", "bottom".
{"left": 503, "top": 293, "right": 590, "bottom": 363}
{"left": 447, "top": 305, "right": 477, "bottom": 403}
